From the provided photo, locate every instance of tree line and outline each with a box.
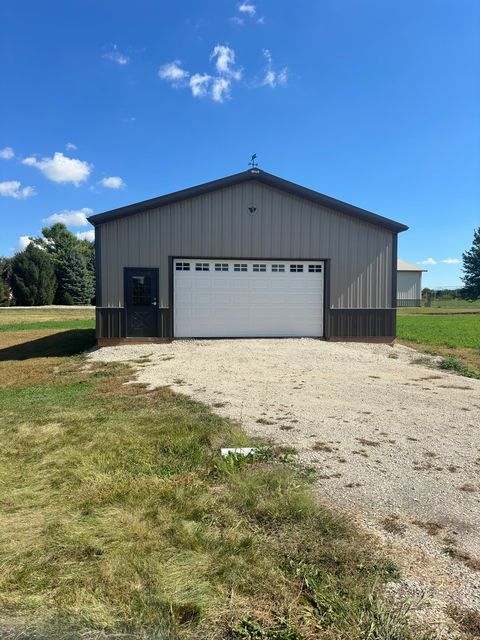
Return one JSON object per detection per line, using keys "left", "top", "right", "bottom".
{"left": 0, "top": 226, "right": 479, "bottom": 307}
{"left": 421, "top": 227, "right": 480, "bottom": 303}
{"left": 0, "top": 224, "right": 94, "bottom": 306}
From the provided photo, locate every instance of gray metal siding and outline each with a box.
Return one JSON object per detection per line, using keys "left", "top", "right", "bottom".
{"left": 397, "top": 271, "right": 422, "bottom": 303}
{"left": 99, "top": 181, "right": 394, "bottom": 309}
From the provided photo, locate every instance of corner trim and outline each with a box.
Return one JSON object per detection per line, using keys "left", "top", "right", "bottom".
{"left": 94, "top": 225, "right": 102, "bottom": 306}
{"left": 391, "top": 233, "right": 398, "bottom": 338}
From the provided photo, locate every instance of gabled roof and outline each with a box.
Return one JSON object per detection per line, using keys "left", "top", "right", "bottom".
{"left": 398, "top": 258, "right": 427, "bottom": 272}
{"left": 88, "top": 168, "right": 408, "bottom": 233}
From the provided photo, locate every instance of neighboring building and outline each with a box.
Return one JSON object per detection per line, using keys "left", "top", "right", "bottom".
{"left": 88, "top": 169, "right": 408, "bottom": 344}
{"left": 397, "top": 259, "right": 427, "bottom": 307}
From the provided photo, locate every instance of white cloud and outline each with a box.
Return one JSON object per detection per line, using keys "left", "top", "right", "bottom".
{"left": 229, "top": 16, "right": 245, "bottom": 26}
{"left": 261, "top": 49, "right": 288, "bottom": 87}
{"left": 419, "top": 258, "right": 437, "bottom": 265}
{"left": 231, "top": 2, "right": 263, "bottom": 25}
{"left": 210, "top": 44, "right": 241, "bottom": 79}
{"left": 212, "top": 77, "right": 231, "bottom": 103}
{"left": 158, "top": 60, "right": 189, "bottom": 85}
{"left": 104, "top": 45, "right": 129, "bottom": 65}
{"left": 0, "top": 147, "right": 14, "bottom": 160}
{"left": 43, "top": 207, "right": 93, "bottom": 227}
{"left": 0, "top": 180, "right": 35, "bottom": 199}
{"left": 76, "top": 230, "right": 95, "bottom": 242}
{"left": 16, "top": 236, "right": 32, "bottom": 252}
{"left": 22, "top": 152, "right": 92, "bottom": 186}
{"left": 66, "top": 142, "right": 77, "bottom": 151}
{"left": 190, "top": 73, "right": 212, "bottom": 97}
{"left": 160, "top": 44, "right": 241, "bottom": 103}
{"left": 442, "top": 258, "right": 460, "bottom": 264}
{"left": 238, "top": 1, "right": 256, "bottom": 16}
{"left": 100, "top": 176, "right": 125, "bottom": 189}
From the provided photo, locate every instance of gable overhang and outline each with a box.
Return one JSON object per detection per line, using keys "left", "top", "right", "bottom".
{"left": 87, "top": 169, "right": 409, "bottom": 233}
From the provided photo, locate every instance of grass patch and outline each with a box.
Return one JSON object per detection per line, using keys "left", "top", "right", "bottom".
{"left": 0, "top": 319, "right": 423, "bottom": 639}
{"left": 0, "top": 318, "right": 95, "bottom": 332}
{"left": 0, "top": 306, "right": 94, "bottom": 324}
{"left": 396, "top": 314, "right": 479, "bottom": 349}
{"left": 397, "top": 308, "right": 480, "bottom": 378}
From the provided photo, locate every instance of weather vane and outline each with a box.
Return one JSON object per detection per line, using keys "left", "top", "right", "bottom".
{"left": 248, "top": 153, "right": 258, "bottom": 168}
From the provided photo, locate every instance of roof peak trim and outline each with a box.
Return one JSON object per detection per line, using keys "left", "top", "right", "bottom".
{"left": 88, "top": 169, "right": 408, "bottom": 233}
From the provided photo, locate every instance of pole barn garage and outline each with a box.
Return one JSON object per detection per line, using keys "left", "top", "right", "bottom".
{"left": 397, "top": 259, "right": 427, "bottom": 307}
{"left": 88, "top": 169, "right": 408, "bottom": 344}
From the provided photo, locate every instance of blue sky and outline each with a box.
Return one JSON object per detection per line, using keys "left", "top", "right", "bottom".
{"left": 1, "top": 0, "right": 478, "bottom": 288}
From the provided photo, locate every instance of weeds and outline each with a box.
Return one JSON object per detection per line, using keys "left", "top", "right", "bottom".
{"left": 439, "top": 356, "right": 480, "bottom": 379}
{"left": 411, "top": 520, "right": 443, "bottom": 536}
{"left": 443, "top": 547, "right": 480, "bottom": 571}
{"left": 233, "top": 618, "right": 301, "bottom": 639}
{"left": 447, "top": 605, "right": 480, "bottom": 637}
{"left": 382, "top": 516, "right": 407, "bottom": 535}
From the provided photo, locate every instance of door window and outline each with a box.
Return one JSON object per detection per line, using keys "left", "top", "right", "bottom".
{"left": 132, "top": 275, "right": 152, "bottom": 306}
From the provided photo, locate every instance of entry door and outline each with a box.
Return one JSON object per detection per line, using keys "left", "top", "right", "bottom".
{"left": 174, "top": 259, "right": 324, "bottom": 338}
{"left": 125, "top": 268, "right": 158, "bottom": 338}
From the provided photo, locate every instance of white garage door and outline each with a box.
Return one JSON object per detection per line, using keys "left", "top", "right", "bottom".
{"left": 174, "top": 259, "right": 324, "bottom": 338}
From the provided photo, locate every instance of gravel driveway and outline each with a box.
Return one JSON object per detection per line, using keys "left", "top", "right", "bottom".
{"left": 90, "top": 339, "right": 480, "bottom": 626}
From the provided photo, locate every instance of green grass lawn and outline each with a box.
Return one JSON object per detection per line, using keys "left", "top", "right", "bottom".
{"left": 397, "top": 314, "right": 480, "bottom": 349}
{"left": 0, "top": 307, "right": 95, "bottom": 332}
{"left": 0, "top": 318, "right": 95, "bottom": 332}
{"left": 0, "top": 313, "right": 424, "bottom": 639}
{"left": 397, "top": 306, "right": 480, "bottom": 378}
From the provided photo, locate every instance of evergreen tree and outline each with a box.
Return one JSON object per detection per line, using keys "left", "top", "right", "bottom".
{"left": 462, "top": 227, "right": 480, "bottom": 300}
{"left": 56, "top": 248, "right": 94, "bottom": 304}
{"left": 0, "top": 257, "right": 12, "bottom": 306}
{"left": 32, "top": 223, "right": 95, "bottom": 305}
{"left": 10, "top": 245, "right": 57, "bottom": 306}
